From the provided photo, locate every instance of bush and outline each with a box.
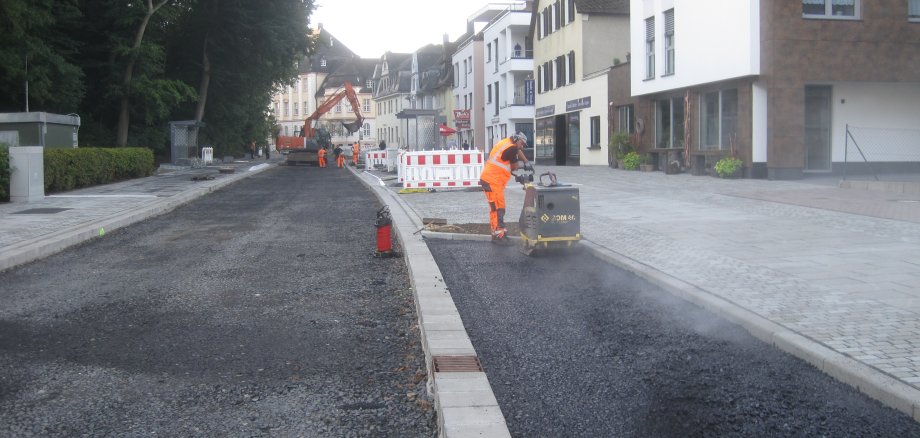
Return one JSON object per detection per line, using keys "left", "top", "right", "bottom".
{"left": 714, "top": 156, "right": 743, "bottom": 178}
{"left": 0, "top": 143, "right": 9, "bottom": 202}
{"left": 45, "top": 147, "right": 155, "bottom": 193}
{"left": 623, "top": 151, "right": 642, "bottom": 170}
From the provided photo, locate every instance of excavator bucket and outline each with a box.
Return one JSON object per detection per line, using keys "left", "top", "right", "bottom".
{"left": 342, "top": 119, "right": 363, "bottom": 134}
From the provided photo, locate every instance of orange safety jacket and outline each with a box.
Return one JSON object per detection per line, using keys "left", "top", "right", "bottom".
{"left": 479, "top": 138, "right": 515, "bottom": 183}
{"left": 318, "top": 149, "right": 326, "bottom": 158}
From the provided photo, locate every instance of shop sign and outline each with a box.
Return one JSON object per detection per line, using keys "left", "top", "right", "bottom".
{"left": 565, "top": 96, "right": 591, "bottom": 112}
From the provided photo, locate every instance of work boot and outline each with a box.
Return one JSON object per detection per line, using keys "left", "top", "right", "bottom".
{"left": 491, "top": 227, "right": 507, "bottom": 240}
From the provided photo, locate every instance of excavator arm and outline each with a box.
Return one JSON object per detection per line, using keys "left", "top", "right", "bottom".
{"left": 302, "top": 80, "right": 365, "bottom": 139}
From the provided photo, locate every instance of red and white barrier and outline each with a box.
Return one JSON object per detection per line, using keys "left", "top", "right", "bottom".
{"left": 364, "top": 150, "right": 389, "bottom": 170}
{"left": 398, "top": 150, "right": 484, "bottom": 189}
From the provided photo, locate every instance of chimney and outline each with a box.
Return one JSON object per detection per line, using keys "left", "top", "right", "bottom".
{"left": 443, "top": 33, "right": 449, "bottom": 44}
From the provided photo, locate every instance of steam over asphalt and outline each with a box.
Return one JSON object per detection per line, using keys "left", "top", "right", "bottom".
{"left": 0, "top": 167, "right": 435, "bottom": 436}
{"left": 426, "top": 240, "right": 920, "bottom": 437}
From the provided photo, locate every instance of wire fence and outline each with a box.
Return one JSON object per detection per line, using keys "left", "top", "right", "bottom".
{"left": 169, "top": 121, "right": 203, "bottom": 166}
{"left": 844, "top": 125, "right": 920, "bottom": 181}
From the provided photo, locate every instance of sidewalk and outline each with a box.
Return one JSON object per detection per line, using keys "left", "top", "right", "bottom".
{"left": 0, "top": 158, "right": 278, "bottom": 272}
{"left": 367, "top": 165, "right": 920, "bottom": 423}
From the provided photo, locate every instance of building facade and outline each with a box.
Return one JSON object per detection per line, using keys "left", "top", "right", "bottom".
{"left": 630, "top": 0, "right": 920, "bottom": 179}
{"left": 532, "top": 0, "right": 631, "bottom": 166}
{"left": 270, "top": 25, "right": 376, "bottom": 148}
{"left": 482, "top": 2, "right": 536, "bottom": 157}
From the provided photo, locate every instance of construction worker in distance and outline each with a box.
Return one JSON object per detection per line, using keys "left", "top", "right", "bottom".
{"left": 352, "top": 141, "right": 360, "bottom": 166}
{"left": 318, "top": 145, "right": 327, "bottom": 168}
{"left": 479, "top": 132, "right": 532, "bottom": 241}
{"left": 334, "top": 144, "right": 345, "bottom": 168}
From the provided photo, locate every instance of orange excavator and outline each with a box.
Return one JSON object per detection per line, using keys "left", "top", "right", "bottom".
{"left": 278, "top": 80, "right": 364, "bottom": 165}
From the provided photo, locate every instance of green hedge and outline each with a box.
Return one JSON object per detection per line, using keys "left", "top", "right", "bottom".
{"left": 0, "top": 143, "right": 9, "bottom": 202}
{"left": 44, "top": 147, "right": 155, "bottom": 193}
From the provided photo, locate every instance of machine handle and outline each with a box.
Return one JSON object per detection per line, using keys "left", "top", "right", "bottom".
{"left": 539, "top": 172, "right": 557, "bottom": 187}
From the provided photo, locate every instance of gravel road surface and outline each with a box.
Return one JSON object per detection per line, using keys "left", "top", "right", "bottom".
{"left": 0, "top": 166, "right": 435, "bottom": 437}
{"left": 427, "top": 239, "right": 920, "bottom": 437}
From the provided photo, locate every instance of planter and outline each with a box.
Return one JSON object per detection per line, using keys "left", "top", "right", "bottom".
{"left": 640, "top": 164, "right": 655, "bottom": 172}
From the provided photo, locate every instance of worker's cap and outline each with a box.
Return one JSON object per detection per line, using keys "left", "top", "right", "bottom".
{"left": 512, "top": 132, "right": 528, "bottom": 144}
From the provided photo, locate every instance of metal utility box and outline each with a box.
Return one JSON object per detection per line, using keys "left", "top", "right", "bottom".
{"left": 518, "top": 177, "right": 581, "bottom": 255}
{"left": 0, "top": 112, "right": 80, "bottom": 148}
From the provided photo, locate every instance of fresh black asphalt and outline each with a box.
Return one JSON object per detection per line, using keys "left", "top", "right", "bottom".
{"left": 427, "top": 239, "right": 920, "bottom": 437}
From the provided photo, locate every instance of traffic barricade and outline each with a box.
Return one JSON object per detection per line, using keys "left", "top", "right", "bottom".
{"left": 399, "top": 150, "right": 483, "bottom": 189}
{"left": 364, "top": 150, "right": 388, "bottom": 170}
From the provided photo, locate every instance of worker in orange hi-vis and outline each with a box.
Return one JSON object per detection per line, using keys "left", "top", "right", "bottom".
{"left": 334, "top": 144, "right": 345, "bottom": 168}
{"left": 478, "top": 132, "right": 531, "bottom": 241}
{"left": 317, "top": 146, "right": 327, "bottom": 168}
{"left": 352, "top": 142, "right": 360, "bottom": 166}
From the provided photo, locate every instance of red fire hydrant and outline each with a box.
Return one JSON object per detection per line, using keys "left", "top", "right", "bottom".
{"left": 375, "top": 206, "right": 395, "bottom": 257}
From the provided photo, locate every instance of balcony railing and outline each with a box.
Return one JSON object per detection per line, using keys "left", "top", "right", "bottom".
{"left": 509, "top": 49, "right": 533, "bottom": 60}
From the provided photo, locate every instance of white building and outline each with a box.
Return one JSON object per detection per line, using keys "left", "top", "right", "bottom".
{"left": 482, "top": 2, "right": 535, "bottom": 156}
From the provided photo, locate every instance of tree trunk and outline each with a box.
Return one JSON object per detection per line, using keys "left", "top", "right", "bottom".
{"left": 194, "top": 37, "right": 210, "bottom": 123}
{"left": 116, "top": 0, "right": 171, "bottom": 146}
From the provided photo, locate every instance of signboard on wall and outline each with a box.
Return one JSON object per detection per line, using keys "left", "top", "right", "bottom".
{"left": 566, "top": 96, "right": 591, "bottom": 112}
{"left": 535, "top": 105, "right": 555, "bottom": 118}
{"left": 453, "top": 109, "right": 470, "bottom": 129}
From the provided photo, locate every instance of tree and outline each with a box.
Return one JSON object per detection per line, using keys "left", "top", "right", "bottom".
{"left": 115, "top": 0, "right": 195, "bottom": 147}
{"left": 0, "top": 0, "right": 84, "bottom": 113}
{"left": 168, "top": 0, "right": 313, "bottom": 155}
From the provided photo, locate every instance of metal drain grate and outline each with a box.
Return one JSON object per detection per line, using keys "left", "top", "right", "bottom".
{"left": 13, "top": 208, "right": 72, "bottom": 214}
{"left": 432, "top": 355, "right": 483, "bottom": 372}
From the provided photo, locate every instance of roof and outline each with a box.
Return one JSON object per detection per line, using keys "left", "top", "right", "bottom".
{"left": 574, "top": 0, "right": 629, "bottom": 15}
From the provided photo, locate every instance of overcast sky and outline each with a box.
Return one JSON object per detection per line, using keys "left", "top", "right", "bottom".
{"left": 310, "top": 0, "right": 493, "bottom": 59}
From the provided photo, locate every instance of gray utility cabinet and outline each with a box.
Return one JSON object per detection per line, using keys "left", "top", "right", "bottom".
{"left": 0, "top": 112, "right": 80, "bottom": 148}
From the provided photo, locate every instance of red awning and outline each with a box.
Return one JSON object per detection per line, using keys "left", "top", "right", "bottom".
{"left": 439, "top": 124, "right": 457, "bottom": 136}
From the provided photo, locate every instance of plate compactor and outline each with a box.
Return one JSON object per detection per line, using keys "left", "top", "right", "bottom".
{"left": 516, "top": 171, "right": 581, "bottom": 256}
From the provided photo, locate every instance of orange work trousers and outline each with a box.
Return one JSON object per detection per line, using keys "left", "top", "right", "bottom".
{"left": 480, "top": 178, "right": 508, "bottom": 234}
{"left": 336, "top": 155, "right": 344, "bottom": 167}
{"left": 318, "top": 156, "right": 326, "bottom": 167}
{"left": 352, "top": 152, "right": 358, "bottom": 165}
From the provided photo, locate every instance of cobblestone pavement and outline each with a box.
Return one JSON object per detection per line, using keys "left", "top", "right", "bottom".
{"left": 371, "top": 165, "right": 920, "bottom": 411}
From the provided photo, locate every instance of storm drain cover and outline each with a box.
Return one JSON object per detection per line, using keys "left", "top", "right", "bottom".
{"left": 13, "top": 208, "right": 72, "bottom": 214}
{"left": 432, "top": 355, "right": 483, "bottom": 372}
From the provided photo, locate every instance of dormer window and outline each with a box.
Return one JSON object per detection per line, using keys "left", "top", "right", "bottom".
{"left": 320, "top": 57, "right": 327, "bottom": 67}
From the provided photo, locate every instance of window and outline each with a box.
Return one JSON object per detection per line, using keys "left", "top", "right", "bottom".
{"left": 320, "top": 57, "right": 327, "bottom": 67}
{"left": 664, "top": 9, "right": 675, "bottom": 75}
{"left": 656, "top": 97, "right": 685, "bottom": 148}
{"left": 514, "top": 44, "right": 522, "bottom": 57}
{"left": 556, "top": 55, "right": 565, "bottom": 88}
{"left": 487, "top": 43, "right": 492, "bottom": 62}
{"left": 911, "top": 0, "right": 920, "bottom": 20}
{"left": 293, "top": 102, "right": 299, "bottom": 116}
{"left": 567, "top": 51, "right": 575, "bottom": 84}
{"left": 539, "top": 10, "right": 545, "bottom": 38}
{"left": 363, "top": 99, "right": 370, "bottom": 112}
{"left": 554, "top": 0, "right": 562, "bottom": 30}
{"left": 463, "top": 60, "right": 468, "bottom": 87}
{"left": 537, "top": 65, "right": 543, "bottom": 93}
{"left": 802, "top": 0, "right": 858, "bottom": 18}
{"left": 366, "top": 80, "right": 373, "bottom": 89}
{"left": 700, "top": 89, "right": 738, "bottom": 150}
{"left": 363, "top": 123, "right": 370, "bottom": 137}
{"left": 645, "top": 17, "right": 655, "bottom": 79}
{"left": 535, "top": 117, "right": 554, "bottom": 159}
{"left": 454, "top": 63, "right": 459, "bottom": 86}
{"left": 487, "top": 84, "right": 492, "bottom": 103}
{"left": 590, "top": 116, "right": 601, "bottom": 147}
{"left": 617, "top": 105, "right": 634, "bottom": 133}
{"left": 543, "top": 7, "right": 551, "bottom": 37}
{"left": 494, "top": 39, "right": 499, "bottom": 72}
{"left": 568, "top": 0, "right": 576, "bottom": 23}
